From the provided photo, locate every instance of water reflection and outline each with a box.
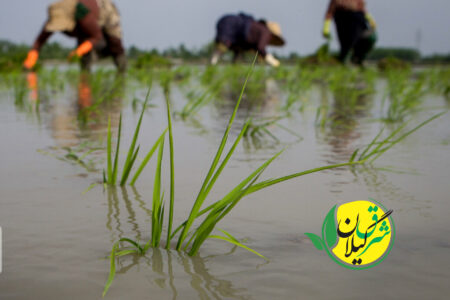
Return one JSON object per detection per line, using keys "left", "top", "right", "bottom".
{"left": 104, "top": 186, "right": 251, "bottom": 299}
{"left": 213, "top": 78, "right": 290, "bottom": 155}
{"left": 105, "top": 186, "right": 152, "bottom": 243}
{"left": 28, "top": 72, "right": 127, "bottom": 173}
{"left": 319, "top": 82, "right": 374, "bottom": 162}
{"left": 113, "top": 249, "right": 251, "bottom": 300}
{"left": 315, "top": 82, "right": 374, "bottom": 194}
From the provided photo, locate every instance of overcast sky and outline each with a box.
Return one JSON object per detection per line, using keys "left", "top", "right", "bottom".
{"left": 1, "top": 0, "right": 449, "bottom": 55}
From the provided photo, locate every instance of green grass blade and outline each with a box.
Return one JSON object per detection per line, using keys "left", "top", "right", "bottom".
{"left": 120, "top": 89, "right": 150, "bottom": 183}
{"left": 186, "top": 149, "right": 281, "bottom": 254}
{"left": 102, "top": 241, "right": 119, "bottom": 297}
{"left": 111, "top": 115, "right": 122, "bottom": 185}
{"left": 188, "top": 165, "right": 267, "bottom": 255}
{"left": 130, "top": 129, "right": 167, "bottom": 186}
{"left": 245, "top": 161, "right": 363, "bottom": 196}
{"left": 120, "top": 146, "right": 140, "bottom": 186}
{"left": 209, "top": 231, "right": 267, "bottom": 260}
{"left": 171, "top": 121, "right": 250, "bottom": 243}
{"left": 358, "top": 127, "right": 384, "bottom": 161}
{"left": 115, "top": 249, "right": 139, "bottom": 257}
{"left": 165, "top": 91, "right": 176, "bottom": 249}
{"left": 118, "top": 237, "right": 144, "bottom": 254}
{"left": 176, "top": 55, "right": 257, "bottom": 250}
{"left": 152, "top": 139, "right": 165, "bottom": 247}
{"left": 369, "top": 112, "right": 446, "bottom": 162}
{"left": 107, "top": 116, "right": 112, "bottom": 183}
{"left": 362, "top": 123, "right": 407, "bottom": 161}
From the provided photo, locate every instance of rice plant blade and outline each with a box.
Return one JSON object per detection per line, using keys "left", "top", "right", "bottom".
{"left": 186, "top": 149, "right": 279, "bottom": 254}
{"left": 120, "top": 146, "right": 140, "bottom": 186}
{"left": 200, "top": 121, "right": 251, "bottom": 209}
{"left": 183, "top": 148, "right": 282, "bottom": 251}
{"left": 176, "top": 55, "right": 257, "bottom": 250}
{"left": 188, "top": 166, "right": 267, "bottom": 255}
{"left": 120, "top": 88, "right": 150, "bottom": 183}
{"left": 103, "top": 241, "right": 119, "bottom": 297}
{"left": 245, "top": 161, "right": 363, "bottom": 196}
{"left": 369, "top": 112, "right": 446, "bottom": 162}
{"left": 349, "top": 149, "right": 359, "bottom": 163}
{"left": 358, "top": 127, "right": 384, "bottom": 161}
{"left": 118, "top": 237, "right": 144, "bottom": 254}
{"left": 82, "top": 183, "right": 97, "bottom": 195}
{"left": 361, "top": 123, "right": 407, "bottom": 162}
{"left": 171, "top": 121, "right": 250, "bottom": 244}
{"left": 130, "top": 129, "right": 167, "bottom": 186}
{"left": 111, "top": 115, "right": 122, "bottom": 185}
{"left": 165, "top": 91, "right": 176, "bottom": 249}
{"left": 107, "top": 116, "right": 112, "bottom": 182}
{"left": 152, "top": 139, "right": 165, "bottom": 247}
{"left": 209, "top": 231, "right": 267, "bottom": 260}
{"left": 116, "top": 249, "right": 139, "bottom": 257}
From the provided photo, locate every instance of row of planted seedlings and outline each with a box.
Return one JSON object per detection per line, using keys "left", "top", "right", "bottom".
{"left": 100, "top": 58, "right": 445, "bottom": 296}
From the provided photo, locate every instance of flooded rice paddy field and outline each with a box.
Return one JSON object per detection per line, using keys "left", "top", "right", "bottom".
{"left": 0, "top": 65, "right": 449, "bottom": 299}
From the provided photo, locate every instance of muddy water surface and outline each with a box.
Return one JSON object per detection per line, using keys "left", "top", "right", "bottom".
{"left": 0, "top": 67, "right": 449, "bottom": 299}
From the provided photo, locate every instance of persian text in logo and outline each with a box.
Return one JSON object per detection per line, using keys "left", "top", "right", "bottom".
{"left": 305, "top": 199, "right": 395, "bottom": 269}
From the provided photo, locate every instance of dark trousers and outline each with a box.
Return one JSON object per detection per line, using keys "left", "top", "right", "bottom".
{"left": 334, "top": 10, "right": 375, "bottom": 64}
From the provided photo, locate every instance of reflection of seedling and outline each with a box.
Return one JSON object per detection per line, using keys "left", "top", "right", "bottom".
{"left": 131, "top": 97, "right": 156, "bottom": 113}
{"left": 244, "top": 117, "right": 303, "bottom": 146}
{"left": 382, "top": 71, "right": 426, "bottom": 123}
{"left": 38, "top": 141, "right": 104, "bottom": 172}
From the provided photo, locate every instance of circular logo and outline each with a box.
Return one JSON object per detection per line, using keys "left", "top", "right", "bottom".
{"left": 306, "top": 199, "right": 395, "bottom": 270}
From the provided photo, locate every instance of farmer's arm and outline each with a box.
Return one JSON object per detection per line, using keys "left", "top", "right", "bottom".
{"left": 32, "top": 25, "right": 53, "bottom": 51}
{"left": 24, "top": 24, "right": 53, "bottom": 69}
{"left": 256, "top": 27, "right": 272, "bottom": 57}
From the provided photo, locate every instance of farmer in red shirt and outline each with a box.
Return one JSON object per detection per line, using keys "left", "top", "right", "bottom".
{"left": 23, "top": 0, "right": 126, "bottom": 72}
{"left": 211, "top": 13, "right": 285, "bottom": 67}
{"left": 322, "top": 0, "right": 377, "bottom": 65}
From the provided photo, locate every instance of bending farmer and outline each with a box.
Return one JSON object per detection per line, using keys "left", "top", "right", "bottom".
{"left": 211, "top": 13, "right": 285, "bottom": 67}
{"left": 23, "top": 0, "right": 126, "bottom": 72}
{"left": 323, "top": 0, "right": 377, "bottom": 65}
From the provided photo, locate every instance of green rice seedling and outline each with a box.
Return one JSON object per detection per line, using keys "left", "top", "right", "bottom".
{"left": 243, "top": 116, "right": 303, "bottom": 146}
{"left": 12, "top": 73, "right": 28, "bottom": 107}
{"left": 151, "top": 139, "right": 165, "bottom": 248}
{"left": 382, "top": 71, "right": 426, "bottom": 123}
{"left": 129, "top": 130, "right": 167, "bottom": 186}
{"left": 102, "top": 60, "right": 445, "bottom": 297}
{"left": 103, "top": 89, "right": 167, "bottom": 186}
{"left": 356, "top": 111, "right": 446, "bottom": 163}
{"left": 163, "top": 84, "right": 175, "bottom": 249}
{"left": 178, "top": 79, "right": 224, "bottom": 119}
{"left": 179, "top": 89, "right": 215, "bottom": 119}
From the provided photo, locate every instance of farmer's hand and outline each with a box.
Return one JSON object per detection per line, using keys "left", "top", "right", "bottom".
{"left": 322, "top": 19, "right": 331, "bottom": 39}
{"left": 365, "top": 13, "right": 376, "bottom": 29}
{"left": 23, "top": 50, "right": 39, "bottom": 70}
{"left": 68, "top": 41, "right": 93, "bottom": 61}
{"left": 265, "top": 53, "right": 280, "bottom": 67}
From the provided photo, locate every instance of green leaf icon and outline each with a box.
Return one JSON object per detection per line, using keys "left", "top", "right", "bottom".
{"left": 323, "top": 205, "right": 338, "bottom": 249}
{"left": 305, "top": 233, "right": 324, "bottom": 250}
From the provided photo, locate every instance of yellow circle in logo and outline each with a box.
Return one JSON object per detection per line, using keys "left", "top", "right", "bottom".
{"left": 332, "top": 200, "right": 393, "bottom": 267}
